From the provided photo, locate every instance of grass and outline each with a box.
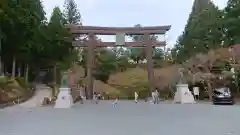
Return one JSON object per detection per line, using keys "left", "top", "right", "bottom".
{"left": 0, "top": 76, "right": 33, "bottom": 106}
{"left": 70, "top": 65, "right": 179, "bottom": 99}
{"left": 108, "top": 66, "right": 179, "bottom": 89}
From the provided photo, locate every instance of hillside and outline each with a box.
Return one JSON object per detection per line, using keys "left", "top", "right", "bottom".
{"left": 108, "top": 46, "right": 237, "bottom": 93}
{"left": 70, "top": 64, "right": 120, "bottom": 95}
{"left": 108, "top": 65, "right": 179, "bottom": 89}
{"left": 69, "top": 46, "right": 239, "bottom": 98}
{"left": 0, "top": 77, "right": 33, "bottom": 106}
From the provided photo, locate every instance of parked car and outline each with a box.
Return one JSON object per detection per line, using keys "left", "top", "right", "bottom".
{"left": 212, "top": 87, "right": 235, "bottom": 105}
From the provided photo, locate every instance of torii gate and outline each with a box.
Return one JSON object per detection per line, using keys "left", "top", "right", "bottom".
{"left": 66, "top": 25, "right": 171, "bottom": 99}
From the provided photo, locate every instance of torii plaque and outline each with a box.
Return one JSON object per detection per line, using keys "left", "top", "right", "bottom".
{"left": 66, "top": 25, "right": 171, "bottom": 99}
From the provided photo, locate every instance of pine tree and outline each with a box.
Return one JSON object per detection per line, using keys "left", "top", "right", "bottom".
{"left": 224, "top": 0, "right": 240, "bottom": 45}
{"left": 63, "top": 0, "right": 81, "bottom": 24}
{"left": 172, "top": 0, "right": 221, "bottom": 62}
{"left": 192, "top": 0, "right": 211, "bottom": 15}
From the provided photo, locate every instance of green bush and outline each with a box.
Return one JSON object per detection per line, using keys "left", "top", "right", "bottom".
{"left": 93, "top": 71, "right": 110, "bottom": 83}
{"left": 15, "top": 77, "right": 28, "bottom": 88}
{"left": 0, "top": 76, "right": 8, "bottom": 88}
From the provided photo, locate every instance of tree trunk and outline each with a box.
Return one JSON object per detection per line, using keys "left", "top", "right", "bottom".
{"left": 24, "top": 64, "right": 29, "bottom": 84}
{"left": 207, "top": 81, "right": 213, "bottom": 100}
{"left": 84, "top": 67, "right": 87, "bottom": 78}
{"left": 236, "top": 82, "right": 239, "bottom": 93}
{"left": 0, "top": 56, "right": 2, "bottom": 76}
{"left": 53, "top": 65, "right": 57, "bottom": 97}
{"left": 18, "top": 63, "right": 21, "bottom": 77}
{"left": 235, "top": 73, "right": 239, "bottom": 93}
{"left": 0, "top": 31, "right": 2, "bottom": 76}
{"left": 1, "top": 62, "right": 4, "bottom": 76}
{"left": 12, "top": 57, "right": 16, "bottom": 77}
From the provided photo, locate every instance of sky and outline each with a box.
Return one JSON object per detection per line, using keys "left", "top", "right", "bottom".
{"left": 42, "top": 0, "right": 228, "bottom": 48}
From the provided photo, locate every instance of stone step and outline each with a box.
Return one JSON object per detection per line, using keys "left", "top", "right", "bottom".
{"left": 35, "top": 84, "right": 51, "bottom": 90}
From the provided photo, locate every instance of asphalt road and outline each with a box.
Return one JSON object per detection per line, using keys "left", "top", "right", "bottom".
{"left": 0, "top": 101, "right": 240, "bottom": 135}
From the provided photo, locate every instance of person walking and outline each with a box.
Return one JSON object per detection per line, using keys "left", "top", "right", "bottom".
{"left": 151, "top": 91, "right": 156, "bottom": 104}
{"left": 155, "top": 88, "right": 160, "bottom": 104}
{"left": 93, "top": 92, "right": 99, "bottom": 104}
{"left": 79, "top": 85, "right": 85, "bottom": 104}
{"left": 134, "top": 91, "right": 139, "bottom": 103}
{"left": 193, "top": 87, "right": 199, "bottom": 100}
{"left": 112, "top": 95, "right": 119, "bottom": 106}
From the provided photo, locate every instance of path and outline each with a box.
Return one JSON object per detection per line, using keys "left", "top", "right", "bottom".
{"left": 1, "top": 101, "right": 240, "bottom": 135}
{"left": 15, "top": 71, "right": 51, "bottom": 108}
{"left": 5, "top": 84, "right": 51, "bottom": 109}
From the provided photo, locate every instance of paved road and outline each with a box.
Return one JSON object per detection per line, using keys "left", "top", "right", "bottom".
{"left": 0, "top": 101, "right": 240, "bottom": 135}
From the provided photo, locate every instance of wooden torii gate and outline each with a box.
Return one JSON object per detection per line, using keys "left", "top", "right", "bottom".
{"left": 66, "top": 25, "right": 171, "bottom": 99}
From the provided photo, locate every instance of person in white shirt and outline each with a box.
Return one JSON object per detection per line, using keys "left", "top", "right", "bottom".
{"left": 193, "top": 87, "right": 200, "bottom": 100}
{"left": 134, "top": 92, "right": 139, "bottom": 103}
{"left": 151, "top": 91, "right": 156, "bottom": 104}
{"left": 78, "top": 85, "right": 85, "bottom": 104}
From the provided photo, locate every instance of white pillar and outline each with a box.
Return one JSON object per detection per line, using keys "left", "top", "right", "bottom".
{"left": 54, "top": 87, "right": 73, "bottom": 108}
{"left": 174, "top": 84, "right": 195, "bottom": 104}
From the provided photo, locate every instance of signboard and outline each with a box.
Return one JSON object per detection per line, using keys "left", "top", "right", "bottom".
{"left": 115, "top": 33, "right": 125, "bottom": 46}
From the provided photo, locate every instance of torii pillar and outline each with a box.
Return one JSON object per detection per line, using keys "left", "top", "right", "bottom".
{"left": 145, "top": 34, "right": 155, "bottom": 92}
{"left": 87, "top": 33, "right": 94, "bottom": 99}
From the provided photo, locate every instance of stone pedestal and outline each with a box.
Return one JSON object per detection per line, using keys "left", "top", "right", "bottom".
{"left": 54, "top": 87, "right": 73, "bottom": 108}
{"left": 174, "top": 84, "right": 195, "bottom": 104}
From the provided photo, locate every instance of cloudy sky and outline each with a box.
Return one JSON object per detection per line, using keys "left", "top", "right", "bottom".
{"left": 42, "top": 0, "right": 228, "bottom": 48}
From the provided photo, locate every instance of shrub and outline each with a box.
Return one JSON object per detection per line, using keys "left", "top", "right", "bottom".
{"left": 0, "top": 76, "right": 8, "bottom": 88}
{"left": 93, "top": 71, "right": 110, "bottom": 83}
{"left": 15, "top": 77, "right": 28, "bottom": 88}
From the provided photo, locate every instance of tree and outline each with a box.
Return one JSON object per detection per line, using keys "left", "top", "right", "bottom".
{"left": 190, "top": 6, "right": 224, "bottom": 50}
{"left": 223, "top": 0, "right": 240, "bottom": 92}
{"left": 153, "top": 47, "right": 164, "bottom": 67}
{"left": 128, "top": 24, "right": 159, "bottom": 64}
{"left": 181, "top": 49, "right": 238, "bottom": 100}
{"left": 41, "top": 7, "right": 73, "bottom": 95}
{"left": 63, "top": 0, "right": 81, "bottom": 24}
{"left": 48, "top": 7, "right": 73, "bottom": 67}
{"left": 224, "top": 0, "right": 240, "bottom": 45}
{"left": 1, "top": 0, "right": 80, "bottom": 89}
{"left": 153, "top": 48, "right": 164, "bottom": 60}
{"left": 1, "top": 0, "right": 45, "bottom": 77}
{"left": 192, "top": 0, "right": 211, "bottom": 14}
{"left": 172, "top": 0, "right": 223, "bottom": 63}
{"left": 62, "top": 0, "right": 82, "bottom": 76}
{"left": 94, "top": 48, "right": 118, "bottom": 83}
